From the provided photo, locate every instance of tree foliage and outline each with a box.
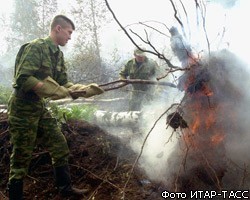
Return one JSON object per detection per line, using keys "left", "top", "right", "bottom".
{"left": 6, "top": 0, "right": 58, "bottom": 49}
{"left": 7, "top": 0, "right": 40, "bottom": 48}
{"left": 36, "top": 0, "right": 58, "bottom": 37}
{"left": 0, "top": 85, "right": 12, "bottom": 104}
{"left": 68, "top": 0, "right": 111, "bottom": 83}
{"left": 1, "top": 0, "right": 120, "bottom": 89}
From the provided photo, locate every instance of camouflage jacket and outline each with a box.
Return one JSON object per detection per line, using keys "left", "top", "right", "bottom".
{"left": 13, "top": 36, "right": 71, "bottom": 91}
{"left": 119, "top": 57, "right": 159, "bottom": 91}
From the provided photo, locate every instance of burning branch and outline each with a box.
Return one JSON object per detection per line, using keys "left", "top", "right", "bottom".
{"left": 156, "top": 66, "right": 189, "bottom": 81}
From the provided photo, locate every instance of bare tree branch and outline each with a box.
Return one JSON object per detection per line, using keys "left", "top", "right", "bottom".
{"left": 129, "top": 28, "right": 147, "bottom": 44}
{"left": 139, "top": 22, "right": 170, "bottom": 37}
{"left": 104, "top": 0, "right": 177, "bottom": 69}
{"left": 196, "top": 0, "right": 211, "bottom": 54}
{"left": 156, "top": 67, "right": 189, "bottom": 81}
{"left": 169, "top": 0, "right": 184, "bottom": 29}
{"left": 124, "top": 21, "right": 170, "bottom": 37}
{"left": 121, "top": 103, "right": 178, "bottom": 199}
{"left": 179, "top": 0, "right": 191, "bottom": 39}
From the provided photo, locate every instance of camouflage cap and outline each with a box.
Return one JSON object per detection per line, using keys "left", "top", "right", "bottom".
{"left": 134, "top": 47, "right": 146, "bottom": 56}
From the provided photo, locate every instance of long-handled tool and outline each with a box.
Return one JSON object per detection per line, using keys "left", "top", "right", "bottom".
{"left": 99, "top": 79, "right": 177, "bottom": 91}
{"left": 69, "top": 79, "right": 176, "bottom": 97}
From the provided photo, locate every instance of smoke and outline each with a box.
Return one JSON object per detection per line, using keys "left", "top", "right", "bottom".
{"left": 127, "top": 48, "right": 250, "bottom": 192}
{"left": 125, "top": 86, "right": 182, "bottom": 182}
{"left": 96, "top": 0, "right": 250, "bottom": 193}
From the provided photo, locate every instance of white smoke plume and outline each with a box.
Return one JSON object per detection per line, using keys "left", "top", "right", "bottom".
{"left": 128, "top": 50, "right": 250, "bottom": 193}
{"left": 96, "top": 0, "right": 250, "bottom": 195}
{"left": 125, "top": 0, "right": 250, "bottom": 193}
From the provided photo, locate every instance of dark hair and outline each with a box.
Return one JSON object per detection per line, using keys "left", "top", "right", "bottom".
{"left": 50, "top": 15, "right": 75, "bottom": 30}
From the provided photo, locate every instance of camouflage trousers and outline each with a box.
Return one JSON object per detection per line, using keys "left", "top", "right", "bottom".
{"left": 7, "top": 95, "right": 69, "bottom": 181}
{"left": 129, "top": 90, "right": 153, "bottom": 111}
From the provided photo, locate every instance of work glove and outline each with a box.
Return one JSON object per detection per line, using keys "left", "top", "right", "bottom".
{"left": 68, "top": 83, "right": 87, "bottom": 91}
{"left": 34, "top": 76, "right": 70, "bottom": 100}
{"left": 67, "top": 84, "right": 87, "bottom": 99}
{"left": 69, "top": 83, "right": 104, "bottom": 99}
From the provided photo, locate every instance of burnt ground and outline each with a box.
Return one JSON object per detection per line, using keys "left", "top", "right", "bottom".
{"left": 0, "top": 112, "right": 164, "bottom": 200}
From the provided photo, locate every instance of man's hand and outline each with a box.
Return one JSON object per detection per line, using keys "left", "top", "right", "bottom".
{"left": 68, "top": 83, "right": 87, "bottom": 91}
{"left": 69, "top": 83, "right": 104, "bottom": 99}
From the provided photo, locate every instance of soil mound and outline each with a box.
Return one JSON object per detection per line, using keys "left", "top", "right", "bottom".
{"left": 0, "top": 113, "right": 161, "bottom": 200}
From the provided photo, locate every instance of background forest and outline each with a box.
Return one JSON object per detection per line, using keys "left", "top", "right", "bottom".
{"left": 0, "top": 0, "right": 129, "bottom": 103}
{"left": 2, "top": 1, "right": 250, "bottom": 199}
{"left": 0, "top": 0, "right": 247, "bottom": 103}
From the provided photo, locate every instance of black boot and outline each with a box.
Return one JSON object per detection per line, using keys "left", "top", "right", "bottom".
{"left": 54, "top": 165, "right": 89, "bottom": 197}
{"left": 7, "top": 179, "right": 23, "bottom": 200}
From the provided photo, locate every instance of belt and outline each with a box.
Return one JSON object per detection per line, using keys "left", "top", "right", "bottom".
{"left": 13, "top": 89, "right": 41, "bottom": 101}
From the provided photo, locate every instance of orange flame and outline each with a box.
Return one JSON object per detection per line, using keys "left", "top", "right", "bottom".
{"left": 211, "top": 133, "right": 225, "bottom": 145}
{"left": 182, "top": 68, "right": 226, "bottom": 149}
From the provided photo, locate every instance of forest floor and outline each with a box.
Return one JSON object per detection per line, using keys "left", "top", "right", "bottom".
{"left": 0, "top": 111, "right": 164, "bottom": 200}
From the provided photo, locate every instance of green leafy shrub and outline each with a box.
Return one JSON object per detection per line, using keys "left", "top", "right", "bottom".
{"left": 0, "top": 85, "right": 12, "bottom": 104}
{"left": 50, "top": 103, "right": 97, "bottom": 123}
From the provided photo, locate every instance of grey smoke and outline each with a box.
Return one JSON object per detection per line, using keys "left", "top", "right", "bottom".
{"left": 169, "top": 26, "right": 193, "bottom": 67}
{"left": 135, "top": 49, "right": 250, "bottom": 192}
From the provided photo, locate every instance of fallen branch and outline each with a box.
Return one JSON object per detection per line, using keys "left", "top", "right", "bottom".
{"left": 99, "top": 79, "right": 177, "bottom": 91}
{"left": 0, "top": 191, "right": 8, "bottom": 199}
{"left": 69, "top": 164, "right": 121, "bottom": 191}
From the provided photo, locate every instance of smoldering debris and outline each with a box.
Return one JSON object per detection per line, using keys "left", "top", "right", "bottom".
{"left": 167, "top": 112, "right": 188, "bottom": 130}
{"left": 88, "top": 49, "right": 250, "bottom": 196}
{"left": 163, "top": 49, "right": 250, "bottom": 194}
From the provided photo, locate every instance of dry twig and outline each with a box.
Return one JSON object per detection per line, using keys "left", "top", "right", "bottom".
{"left": 70, "top": 164, "right": 121, "bottom": 191}
{"left": 0, "top": 191, "right": 8, "bottom": 199}
{"left": 121, "top": 104, "right": 177, "bottom": 199}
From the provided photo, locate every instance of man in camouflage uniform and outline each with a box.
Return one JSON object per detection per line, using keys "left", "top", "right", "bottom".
{"left": 7, "top": 15, "right": 104, "bottom": 199}
{"left": 119, "top": 47, "right": 159, "bottom": 111}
